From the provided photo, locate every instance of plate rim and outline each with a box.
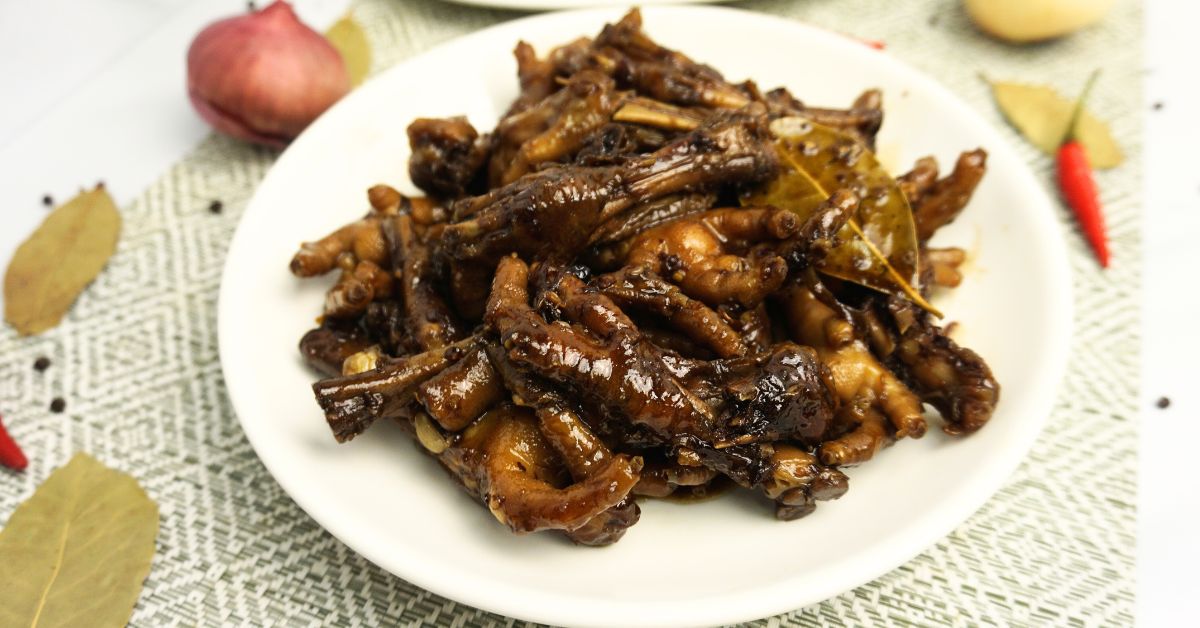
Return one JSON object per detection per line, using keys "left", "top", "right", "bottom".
{"left": 218, "top": 5, "right": 1074, "bottom": 626}
{"left": 439, "top": 0, "right": 721, "bottom": 12}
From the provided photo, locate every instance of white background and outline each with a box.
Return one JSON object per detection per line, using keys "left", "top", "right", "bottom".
{"left": 0, "top": 1, "right": 1193, "bottom": 624}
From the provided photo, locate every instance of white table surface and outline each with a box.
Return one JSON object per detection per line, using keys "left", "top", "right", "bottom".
{"left": 0, "top": 1, "right": 1193, "bottom": 625}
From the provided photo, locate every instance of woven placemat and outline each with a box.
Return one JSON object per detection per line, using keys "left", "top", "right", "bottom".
{"left": 0, "top": 0, "right": 1140, "bottom": 625}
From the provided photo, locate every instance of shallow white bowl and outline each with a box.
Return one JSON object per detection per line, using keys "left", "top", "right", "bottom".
{"left": 218, "top": 6, "right": 1072, "bottom": 627}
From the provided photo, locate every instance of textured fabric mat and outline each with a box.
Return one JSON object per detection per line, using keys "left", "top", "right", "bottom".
{"left": 0, "top": 0, "right": 1140, "bottom": 625}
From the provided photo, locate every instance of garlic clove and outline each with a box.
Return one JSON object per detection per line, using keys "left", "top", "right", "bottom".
{"left": 414, "top": 413, "right": 449, "bottom": 454}
{"left": 186, "top": 1, "right": 350, "bottom": 147}
{"left": 964, "top": 0, "right": 1117, "bottom": 44}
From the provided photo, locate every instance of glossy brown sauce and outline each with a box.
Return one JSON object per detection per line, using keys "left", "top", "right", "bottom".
{"left": 661, "top": 475, "right": 736, "bottom": 503}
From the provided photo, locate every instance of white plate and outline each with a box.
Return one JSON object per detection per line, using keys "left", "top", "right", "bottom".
{"left": 219, "top": 6, "right": 1072, "bottom": 627}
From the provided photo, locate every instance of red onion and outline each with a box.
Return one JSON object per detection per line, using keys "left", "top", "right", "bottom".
{"left": 187, "top": 1, "right": 349, "bottom": 147}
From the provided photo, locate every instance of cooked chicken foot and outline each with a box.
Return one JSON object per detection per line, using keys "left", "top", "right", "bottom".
{"left": 489, "top": 346, "right": 643, "bottom": 545}
{"left": 487, "top": 256, "right": 717, "bottom": 440}
{"left": 323, "top": 253, "right": 393, "bottom": 320}
{"left": 783, "top": 283, "right": 926, "bottom": 465}
{"left": 416, "top": 346, "right": 506, "bottom": 432}
{"left": 443, "top": 106, "right": 778, "bottom": 265}
{"left": 312, "top": 336, "right": 479, "bottom": 442}
{"left": 913, "top": 149, "right": 987, "bottom": 242}
{"left": 290, "top": 185, "right": 407, "bottom": 277}
{"left": 619, "top": 206, "right": 798, "bottom": 308}
{"left": 883, "top": 298, "right": 1000, "bottom": 435}
{"left": 595, "top": 265, "right": 749, "bottom": 358}
{"left": 590, "top": 9, "right": 750, "bottom": 110}
{"left": 407, "top": 116, "right": 490, "bottom": 199}
{"left": 438, "top": 406, "right": 641, "bottom": 534}
{"left": 299, "top": 324, "right": 374, "bottom": 377}
{"left": 385, "top": 215, "right": 462, "bottom": 351}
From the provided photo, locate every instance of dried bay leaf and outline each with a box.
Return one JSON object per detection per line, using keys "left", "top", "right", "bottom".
{"left": 989, "top": 80, "right": 1123, "bottom": 168}
{"left": 4, "top": 185, "right": 121, "bottom": 335}
{"left": 0, "top": 453, "right": 158, "bottom": 628}
{"left": 326, "top": 14, "right": 371, "bottom": 87}
{"left": 745, "top": 117, "right": 940, "bottom": 315}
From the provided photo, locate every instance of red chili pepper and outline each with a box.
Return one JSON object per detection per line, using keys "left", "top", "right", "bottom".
{"left": 832, "top": 29, "right": 885, "bottom": 50}
{"left": 0, "top": 413, "right": 28, "bottom": 471}
{"left": 1056, "top": 71, "right": 1109, "bottom": 268}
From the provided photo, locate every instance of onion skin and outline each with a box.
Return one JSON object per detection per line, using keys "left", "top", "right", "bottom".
{"left": 187, "top": 0, "right": 350, "bottom": 147}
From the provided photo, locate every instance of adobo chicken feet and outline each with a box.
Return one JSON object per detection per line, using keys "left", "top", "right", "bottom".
{"left": 783, "top": 282, "right": 926, "bottom": 466}
{"left": 289, "top": 184, "right": 406, "bottom": 277}
{"left": 489, "top": 345, "right": 643, "bottom": 545}
{"left": 437, "top": 406, "right": 641, "bottom": 534}
{"left": 882, "top": 297, "right": 1000, "bottom": 435}
{"left": 620, "top": 206, "right": 799, "bottom": 308}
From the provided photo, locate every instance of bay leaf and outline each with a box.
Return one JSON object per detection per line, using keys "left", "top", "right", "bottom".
{"left": 745, "top": 117, "right": 939, "bottom": 315}
{"left": 326, "top": 14, "right": 371, "bottom": 87}
{"left": 0, "top": 453, "right": 158, "bottom": 628}
{"left": 4, "top": 185, "right": 121, "bottom": 336}
{"left": 989, "top": 80, "right": 1123, "bottom": 168}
